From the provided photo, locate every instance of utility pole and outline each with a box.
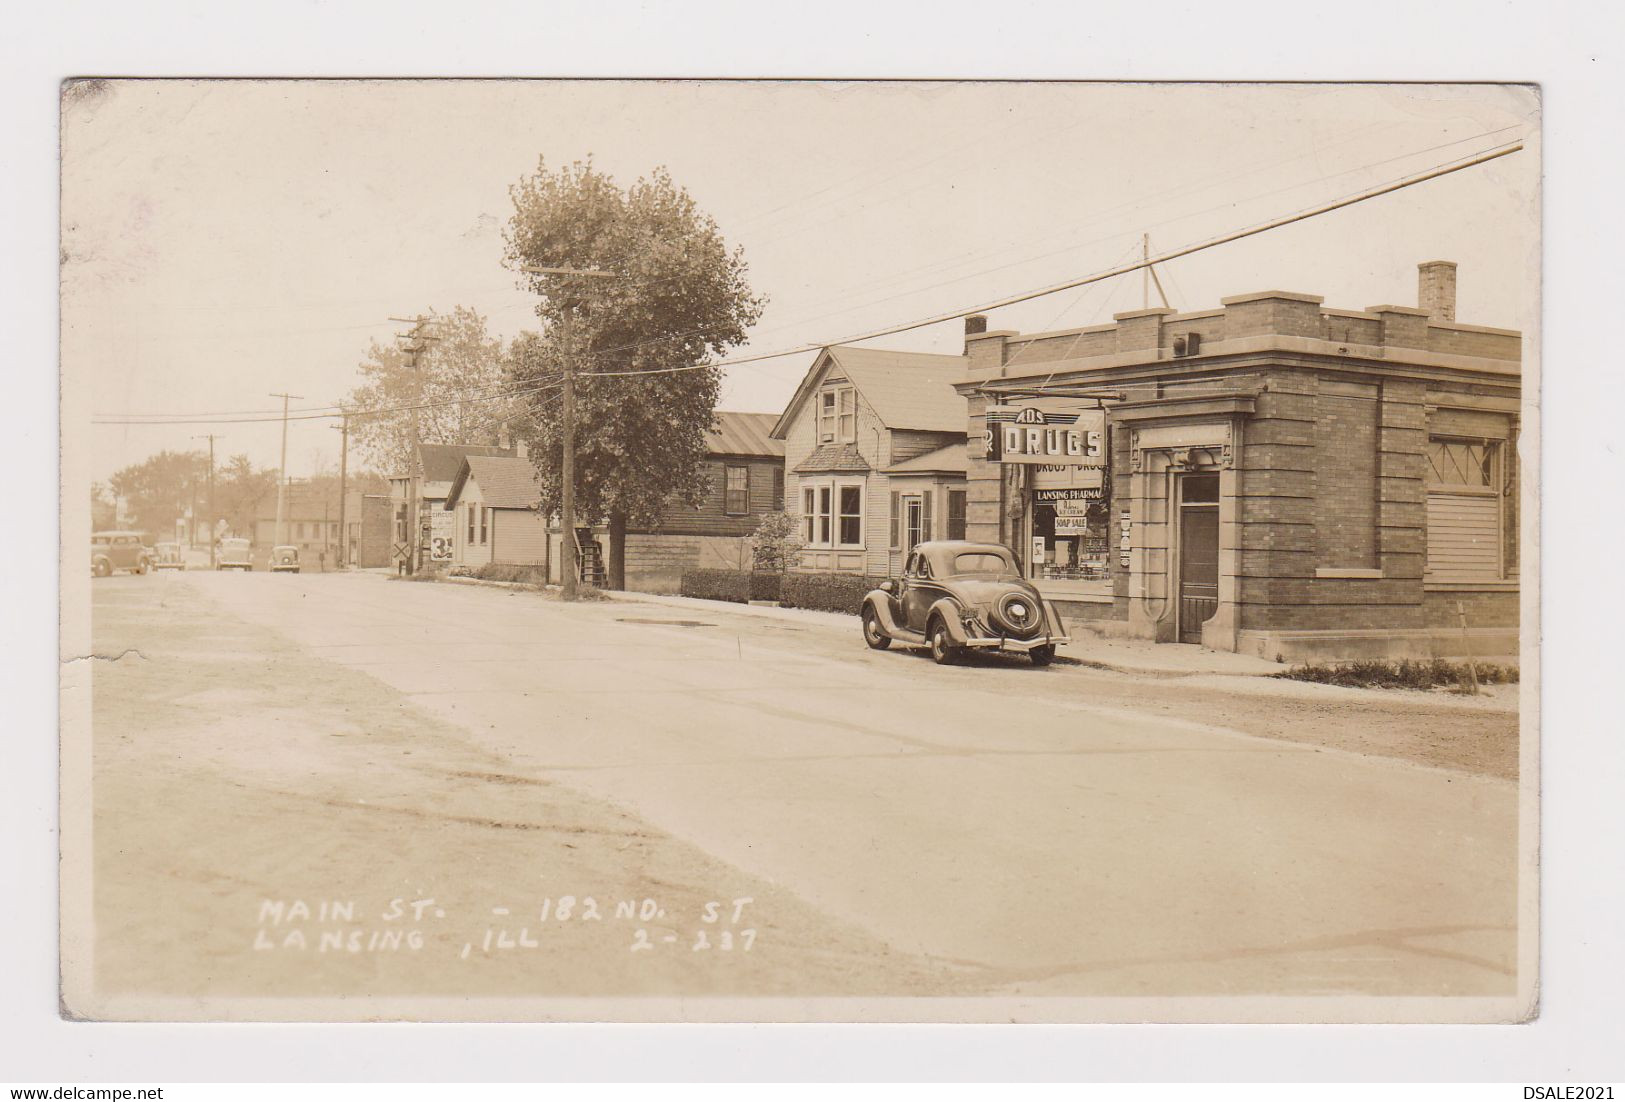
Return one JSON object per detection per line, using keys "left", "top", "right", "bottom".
{"left": 1143, "top": 232, "right": 1171, "bottom": 310}
{"left": 518, "top": 265, "right": 619, "bottom": 602}
{"left": 332, "top": 413, "right": 349, "bottom": 569}
{"left": 269, "top": 393, "right": 303, "bottom": 547}
{"left": 390, "top": 316, "right": 439, "bottom": 575}
{"left": 192, "top": 433, "right": 222, "bottom": 568}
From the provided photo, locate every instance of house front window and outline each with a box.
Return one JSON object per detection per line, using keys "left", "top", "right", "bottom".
{"left": 800, "top": 478, "right": 864, "bottom": 549}
{"left": 725, "top": 465, "right": 750, "bottom": 515}
{"left": 817, "top": 386, "right": 856, "bottom": 445}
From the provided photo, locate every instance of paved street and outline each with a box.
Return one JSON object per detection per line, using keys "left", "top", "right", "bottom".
{"left": 87, "top": 569, "right": 1520, "bottom": 1009}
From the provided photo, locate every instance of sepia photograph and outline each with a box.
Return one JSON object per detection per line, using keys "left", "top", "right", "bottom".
{"left": 57, "top": 78, "right": 1540, "bottom": 1025}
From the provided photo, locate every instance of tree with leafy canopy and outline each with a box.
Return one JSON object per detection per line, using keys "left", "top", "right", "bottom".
{"left": 212, "top": 453, "right": 279, "bottom": 539}
{"left": 107, "top": 449, "right": 210, "bottom": 534}
{"left": 749, "top": 511, "right": 806, "bottom": 574}
{"left": 504, "top": 159, "right": 766, "bottom": 590}
{"left": 344, "top": 305, "right": 516, "bottom": 476}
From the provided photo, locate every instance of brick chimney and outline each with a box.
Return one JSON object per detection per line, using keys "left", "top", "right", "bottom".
{"left": 516, "top": 438, "right": 528, "bottom": 460}
{"left": 1418, "top": 260, "right": 1457, "bottom": 323}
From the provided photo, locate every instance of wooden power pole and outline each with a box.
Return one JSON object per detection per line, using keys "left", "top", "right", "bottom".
{"left": 390, "top": 316, "right": 438, "bottom": 575}
{"left": 269, "top": 393, "right": 303, "bottom": 547}
{"left": 517, "top": 265, "right": 620, "bottom": 602}
{"left": 192, "top": 433, "right": 221, "bottom": 567}
{"left": 332, "top": 412, "right": 349, "bottom": 569}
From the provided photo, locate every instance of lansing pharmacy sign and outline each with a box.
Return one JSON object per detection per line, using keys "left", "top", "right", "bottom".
{"left": 985, "top": 403, "right": 1106, "bottom": 465}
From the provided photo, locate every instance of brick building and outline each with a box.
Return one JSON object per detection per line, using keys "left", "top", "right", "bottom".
{"left": 341, "top": 491, "right": 393, "bottom": 568}
{"left": 956, "top": 261, "right": 1521, "bottom": 660}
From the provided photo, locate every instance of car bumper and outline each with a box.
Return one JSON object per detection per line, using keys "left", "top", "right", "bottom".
{"left": 959, "top": 632, "right": 1068, "bottom": 653}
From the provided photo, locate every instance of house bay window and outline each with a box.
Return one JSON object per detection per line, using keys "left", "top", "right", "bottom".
{"left": 838, "top": 485, "right": 862, "bottom": 545}
{"left": 800, "top": 479, "right": 864, "bottom": 548}
{"left": 1425, "top": 437, "right": 1505, "bottom": 582}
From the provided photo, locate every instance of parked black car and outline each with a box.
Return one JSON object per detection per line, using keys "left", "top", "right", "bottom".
{"left": 861, "top": 540, "right": 1070, "bottom": 666}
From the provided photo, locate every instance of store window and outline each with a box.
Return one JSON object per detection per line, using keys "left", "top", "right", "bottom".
{"left": 1426, "top": 437, "right": 1503, "bottom": 582}
{"left": 725, "top": 465, "right": 750, "bottom": 515}
{"left": 1032, "top": 494, "right": 1112, "bottom": 582}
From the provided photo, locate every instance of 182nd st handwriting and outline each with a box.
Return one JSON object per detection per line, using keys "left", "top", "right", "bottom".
{"left": 251, "top": 895, "right": 757, "bottom": 959}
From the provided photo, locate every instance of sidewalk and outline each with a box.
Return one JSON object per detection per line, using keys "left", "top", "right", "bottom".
{"left": 600, "top": 587, "right": 1285, "bottom": 677}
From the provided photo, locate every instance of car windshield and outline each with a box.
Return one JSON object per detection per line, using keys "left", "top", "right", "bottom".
{"left": 952, "top": 551, "right": 1018, "bottom": 576}
{"left": 91, "top": 536, "right": 109, "bottom": 546}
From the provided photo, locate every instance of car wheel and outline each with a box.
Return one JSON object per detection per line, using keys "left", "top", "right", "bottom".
{"left": 1029, "top": 644, "right": 1057, "bottom": 667}
{"left": 93, "top": 560, "right": 110, "bottom": 578}
{"left": 928, "top": 618, "right": 959, "bottom": 665}
{"left": 861, "top": 607, "right": 892, "bottom": 650}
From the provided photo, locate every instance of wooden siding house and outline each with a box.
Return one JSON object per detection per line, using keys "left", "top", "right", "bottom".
{"left": 552, "top": 412, "right": 788, "bottom": 593}
{"left": 443, "top": 453, "right": 550, "bottom": 571}
{"left": 771, "top": 345, "right": 969, "bottom": 577}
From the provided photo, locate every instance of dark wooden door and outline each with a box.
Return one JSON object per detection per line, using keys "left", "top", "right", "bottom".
{"left": 1178, "top": 476, "right": 1220, "bottom": 644}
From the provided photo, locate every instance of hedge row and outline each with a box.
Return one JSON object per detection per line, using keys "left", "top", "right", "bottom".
{"left": 779, "top": 572, "right": 889, "bottom": 615}
{"left": 473, "top": 562, "right": 550, "bottom": 586}
{"left": 679, "top": 570, "right": 782, "bottom": 604}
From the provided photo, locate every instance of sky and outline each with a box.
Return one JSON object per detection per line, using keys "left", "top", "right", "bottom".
{"left": 62, "top": 80, "right": 1540, "bottom": 484}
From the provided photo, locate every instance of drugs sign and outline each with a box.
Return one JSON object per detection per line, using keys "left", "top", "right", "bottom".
{"left": 986, "top": 404, "right": 1105, "bottom": 465}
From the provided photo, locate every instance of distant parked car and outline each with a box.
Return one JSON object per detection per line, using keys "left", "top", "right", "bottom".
{"left": 152, "top": 542, "right": 186, "bottom": 570}
{"left": 861, "top": 540, "right": 1071, "bottom": 666}
{"left": 270, "top": 545, "right": 301, "bottom": 573}
{"left": 90, "top": 531, "right": 152, "bottom": 577}
{"left": 217, "top": 537, "right": 252, "bottom": 571}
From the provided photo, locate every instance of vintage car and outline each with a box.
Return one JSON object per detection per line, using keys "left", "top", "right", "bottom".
{"left": 90, "top": 531, "right": 152, "bottom": 577}
{"left": 269, "top": 545, "right": 301, "bottom": 573}
{"left": 152, "top": 541, "right": 186, "bottom": 570}
{"left": 861, "top": 540, "right": 1070, "bottom": 666}
{"left": 217, "top": 537, "right": 253, "bottom": 571}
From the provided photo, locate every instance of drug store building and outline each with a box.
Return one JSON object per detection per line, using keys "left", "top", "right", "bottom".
{"left": 956, "top": 261, "right": 1522, "bottom": 661}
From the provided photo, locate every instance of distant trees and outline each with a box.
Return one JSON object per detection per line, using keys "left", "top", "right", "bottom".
{"left": 107, "top": 449, "right": 209, "bottom": 535}
{"left": 504, "top": 159, "right": 765, "bottom": 589}
{"left": 213, "top": 454, "right": 278, "bottom": 539}
{"left": 90, "top": 482, "right": 116, "bottom": 530}
{"left": 344, "top": 305, "right": 516, "bottom": 476}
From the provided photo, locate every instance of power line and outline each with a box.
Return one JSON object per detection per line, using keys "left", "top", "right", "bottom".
{"left": 92, "top": 137, "right": 1524, "bottom": 421}
{"left": 570, "top": 139, "right": 1526, "bottom": 379}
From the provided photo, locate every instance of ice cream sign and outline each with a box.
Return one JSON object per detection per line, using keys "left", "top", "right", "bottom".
{"left": 986, "top": 404, "right": 1106, "bottom": 465}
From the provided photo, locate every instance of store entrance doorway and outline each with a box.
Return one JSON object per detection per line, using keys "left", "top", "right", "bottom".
{"left": 1178, "top": 473, "right": 1220, "bottom": 644}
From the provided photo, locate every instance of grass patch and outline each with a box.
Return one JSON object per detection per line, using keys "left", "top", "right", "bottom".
{"left": 1272, "top": 657, "right": 1518, "bottom": 691}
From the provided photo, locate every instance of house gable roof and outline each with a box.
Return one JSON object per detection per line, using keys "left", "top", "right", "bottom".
{"left": 416, "top": 443, "right": 517, "bottom": 485}
{"left": 444, "top": 454, "right": 542, "bottom": 511}
{"left": 770, "top": 345, "right": 969, "bottom": 439}
{"left": 707, "top": 411, "right": 784, "bottom": 458}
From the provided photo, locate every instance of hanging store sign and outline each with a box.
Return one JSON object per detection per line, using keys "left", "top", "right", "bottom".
{"left": 985, "top": 403, "right": 1106, "bottom": 466}
{"left": 1035, "top": 487, "right": 1105, "bottom": 503}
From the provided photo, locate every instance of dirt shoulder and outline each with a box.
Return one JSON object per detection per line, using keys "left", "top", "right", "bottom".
{"left": 84, "top": 577, "right": 952, "bottom": 1016}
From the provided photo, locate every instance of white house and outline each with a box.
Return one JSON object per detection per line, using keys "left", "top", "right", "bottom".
{"left": 443, "top": 453, "right": 550, "bottom": 571}
{"left": 770, "top": 344, "right": 969, "bottom": 577}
